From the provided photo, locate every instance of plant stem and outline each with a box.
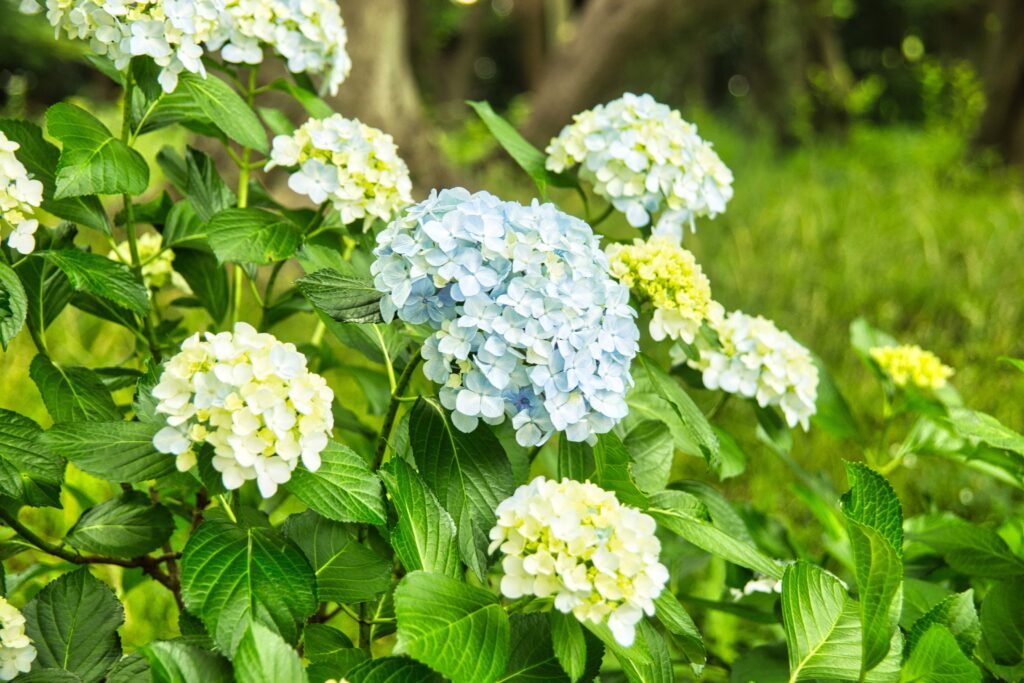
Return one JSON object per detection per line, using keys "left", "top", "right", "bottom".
{"left": 373, "top": 352, "right": 423, "bottom": 471}
{"left": 229, "top": 69, "right": 257, "bottom": 328}
{"left": 372, "top": 324, "right": 397, "bottom": 393}
{"left": 590, "top": 203, "right": 615, "bottom": 227}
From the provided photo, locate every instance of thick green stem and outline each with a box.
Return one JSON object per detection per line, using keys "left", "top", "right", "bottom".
{"left": 229, "top": 70, "right": 257, "bottom": 328}
{"left": 373, "top": 352, "right": 423, "bottom": 471}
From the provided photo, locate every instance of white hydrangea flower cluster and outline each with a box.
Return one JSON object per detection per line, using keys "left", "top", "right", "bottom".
{"left": 490, "top": 477, "right": 668, "bottom": 647}
{"left": 546, "top": 93, "right": 733, "bottom": 242}
{"left": 689, "top": 311, "right": 819, "bottom": 430}
{"left": 108, "top": 232, "right": 190, "bottom": 293}
{"left": 729, "top": 575, "right": 782, "bottom": 601}
{"left": 152, "top": 322, "right": 334, "bottom": 498}
{"left": 266, "top": 114, "right": 413, "bottom": 225}
{"left": 22, "top": 0, "right": 350, "bottom": 94}
{"left": 372, "top": 188, "right": 639, "bottom": 447}
{"left": 0, "top": 132, "right": 43, "bottom": 255}
{"left": 0, "top": 597, "right": 36, "bottom": 681}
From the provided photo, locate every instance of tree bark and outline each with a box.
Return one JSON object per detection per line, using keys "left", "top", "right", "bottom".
{"left": 976, "top": 0, "right": 1024, "bottom": 164}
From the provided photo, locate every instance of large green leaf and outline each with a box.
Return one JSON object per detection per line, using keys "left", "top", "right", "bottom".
{"left": 588, "top": 620, "right": 673, "bottom": 683}
{"left": 504, "top": 613, "right": 600, "bottom": 682}
{"left": 18, "top": 231, "right": 76, "bottom": 337}
{"left": 29, "top": 355, "right": 120, "bottom": 423}
{"left": 283, "top": 440, "right": 387, "bottom": 525}
{"left": 206, "top": 208, "right": 302, "bottom": 265}
{"left": 66, "top": 492, "right": 174, "bottom": 558}
{"left": 282, "top": 511, "right": 391, "bottom": 604}
{"left": 345, "top": 657, "right": 443, "bottom": 683}
{"left": 234, "top": 622, "right": 308, "bottom": 683}
{"left": 296, "top": 269, "right": 385, "bottom": 324}
{"left": 41, "top": 421, "right": 176, "bottom": 482}
{"left": 141, "top": 638, "right": 233, "bottom": 683}
{"left": 174, "top": 72, "right": 268, "bottom": 153}
{"left": 0, "top": 263, "right": 27, "bottom": 350}
{"left": 0, "top": 408, "right": 63, "bottom": 506}
{"left": 173, "top": 249, "right": 228, "bottom": 323}
{"left": 900, "top": 624, "right": 982, "bottom": 683}
{"left": 408, "top": 399, "right": 514, "bottom": 578}
{"left": 40, "top": 250, "right": 149, "bottom": 316}
{"left": 913, "top": 523, "right": 1024, "bottom": 578}
{"left": 302, "top": 625, "right": 368, "bottom": 682}
{"left": 379, "top": 459, "right": 461, "bottom": 578}
{"left": 180, "top": 514, "right": 318, "bottom": 653}
{"left": 46, "top": 103, "right": 149, "bottom": 198}
{"left": 23, "top": 568, "right": 125, "bottom": 683}
{"left": 980, "top": 578, "right": 1024, "bottom": 666}
{"left": 620, "top": 420, "right": 673, "bottom": 492}
{"left": 947, "top": 407, "right": 1024, "bottom": 456}
{"left": 556, "top": 438, "right": 594, "bottom": 482}
{"left": 104, "top": 652, "right": 150, "bottom": 683}
{"left": 841, "top": 463, "right": 904, "bottom": 676}
{"left": 549, "top": 611, "right": 589, "bottom": 683}
{"left": 394, "top": 571, "right": 510, "bottom": 683}
{"left": 906, "top": 589, "right": 980, "bottom": 656}
{"left": 653, "top": 591, "right": 706, "bottom": 665}
{"left": 0, "top": 118, "right": 109, "bottom": 233}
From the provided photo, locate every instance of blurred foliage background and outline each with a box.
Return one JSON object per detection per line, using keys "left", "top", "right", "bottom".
{"left": 1, "top": 0, "right": 1023, "bottom": 664}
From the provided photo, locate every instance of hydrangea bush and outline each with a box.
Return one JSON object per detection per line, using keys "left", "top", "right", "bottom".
{"left": 0, "top": 7, "right": 1019, "bottom": 683}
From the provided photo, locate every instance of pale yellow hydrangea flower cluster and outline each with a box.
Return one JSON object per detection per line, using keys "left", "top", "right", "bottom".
{"left": 266, "top": 114, "right": 413, "bottom": 226}
{"left": 489, "top": 477, "right": 668, "bottom": 647}
{"left": 152, "top": 322, "right": 334, "bottom": 498}
{"left": 607, "top": 236, "right": 723, "bottom": 344}
{"left": 0, "top": 597, "right": 36, "bottom": 681}
{"left": 0, "top": 131, "right": 43, "bottom": 255}
{"left": 108, "top": 232, "right": 190, "bottom": 293}
{"left": 869, "top": 344, "right": 954, "bottom": 390}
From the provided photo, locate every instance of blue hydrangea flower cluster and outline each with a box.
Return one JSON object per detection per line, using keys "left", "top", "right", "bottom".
{"left": 372, "top": 188, "right": 639, "bottom": 447}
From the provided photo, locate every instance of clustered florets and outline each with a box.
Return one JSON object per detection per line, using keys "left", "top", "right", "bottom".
{"left": 545, "top": 93, "right": 733, "bottom": 242}
{"left": 0, "top": 597, "right": 35, "bottom": 681}
{"left": 108, "top": 232, "right": 190, "bottom": 292}
{"left": 22, "top": 0, "right": 351, "bottom": 94}
{"left": 266, "top": 114, "right": 413, "bottom": 226}
{"left": 489, "top": 477, "right": 668, "bottom": 647}
{"left": 372, "top": 188, "right": 639, "bottom": 447}
{"left": 0, "top": 131, "right": 43, "bottom": 255}
{"left": 607, "top": 236, "right": 723, "bottom": 344}
{"left": 870, "top": 343, "right": 953, "bottom": 390}
{"left": 690, "top": 311, "right": 819, "bottom": 430}
{"left": 152, "top": 322, "right": 334, "bottom": 498}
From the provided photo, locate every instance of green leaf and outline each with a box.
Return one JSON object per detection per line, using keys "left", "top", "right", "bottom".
{"left": 345, "top": 657, "right": 443, "bottom": 683}
{"left": 302, "top": 624, "right": 368, "bottom": 682}
{"left": 179, "top": 514, "right": 318, "bottom": 653}
{"left": 29, "top": 355, "right": 120, "bottom": 423}
{"left": 781, "top": 562, "right": 902, "bottom": 682}
{"left": 947, "top": 407, "right": 1024, "bottom": 456}
{"left": 283, "top": 440, "right": 387, "bottom": 525}
{"left": 621, "top": 420, "right": 673, "bottom": 492}
{"left": 41, "top": 421, "right": 176, "bottom": 482}
{"left": 408, "top": 399, "right": 514, "bottom": 579}
{"left": 653, "top": 591, "right": 706, "bottom": 665}
{"left": 0, "top": 118, "right": 110, "bottom": 233}
{"left": 556, "top": 438, "right": 594, "bottom": 482}
{"left": 913, "top": 523, "right": 1024, "bottom": 577}
{"left": 379, "top": 458, "right": 461, "bottom": 579}
{"left": 161, "top": 200, "right": 208, "bottom": 251}
{"left": 174, "top": 72, "right": 268, "bottom": 153}
{"left": 46, "top": 103, "right": 149, "bottom": 198}
{"left": 173, "top": 249, "right": 227, "bottom": 323}
{"left": 40, "top": 250, "right": 149, "bottom": 316}
{"left": 234, "top": 622, "right": 308, "bottom": 683}
{"left": 282, "top": 511, "right": 391, "bottom": 604}
{"left": 269, "top": 79, "right": 334, "bottom": 120}
{"left": 729, "top": 644, "right": 790, "bottom": 683}
{"left": 12, "top": 670, "right": 86, "bottom": 682}
{"left": 674, "top": 480, "right": 755, "bottom": 544}
{"left": 592, "top": 431, "right": 647, "bottom": 508}
{"left": 906, "top": 590, "right": 980, "bottom": 656}
{"left": 466, "top": 101, "right": 575, "bottom": 196}
{"left": 980, "top": 578, "right": 1024, "bottom": 666}
{"left": 900, "top": 624, "right": 982, "bottom": 683}
{"left": 23, "top": 568, "right": 125, "bottom": 683}
{"left": 296, "top": 269, "right": 384, "bottom": 324}
{"left": 504, "top": 613, "right": 599, "bottom": 682}
{"left": 710, "top": 425, "right": 748, "bottom": 480}
{"left": 811, "top": 354, "right": 862, "bottom": 441}
{"left": 105, "top": 652, "right": 151, "bottom": 683}
{"left": 66, "top": 492, "right": 174, "bottom": 557}
{"left": 0, "top": 263, "right": 27, "bottom": 350}
{"left": 549, "top": 611, "right": 588, "bottom": 683}
{"left": 841, "top": 463, "right": 904, "bottom": 676}
{"left": 0, "top": 409, "right": 63, "bottom": 506}
{"left": 589, "top": 620, "right": 673, "bottom": 683}
{"left": 141, "top": 638, "right": 233, "bottom": 683}
{"left": 394, "top": 571, "right": 510, "bottom": 683}
{"left": 207, "top": 208, "right": 302, "bottom": 265}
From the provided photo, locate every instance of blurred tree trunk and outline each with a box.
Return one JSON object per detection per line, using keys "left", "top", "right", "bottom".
{"left": 976, "top": 0, "right": 1024, "bottom": 164}
{"left": 331, "top": 0, "right": 460, "bottom": 190}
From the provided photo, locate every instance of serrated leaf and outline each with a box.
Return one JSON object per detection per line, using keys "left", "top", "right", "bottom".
{"left": 947, "top": 407, "right": 1024, "bottom": 456}
{"left": 394, "top": 571, "right": 510, "bottom": 683}
{"left": 141, "top": 638, "right": 233, "bottom": 683}
{"left": 23, "top": 568, "right": 124, "bottom": 683}
{"left": 653, "top": 591, "right": 705, "bottom": 664}
{"left": 588, "top": 620, "right": 672, "bottom": 683}
{"left": 161, "top": 200, "right": 207, "bottom": 251}
{"left": 0, "top": 408, "right": 63, "bottom": 506}
{"left": 505, "top": 612, "right": 599, "bottom": 682}
{"left": 46, "top": 103, "right": 149, "bottom": 198}
{"left": 296, "top": 269, "right": 385, "bottom": 324}
{"left": 172, "top": 249, "right": 227, "bottom": 323}
{"left": 621, "top": 420, "right": 673, "bottom": 492}
{"left": 592, "top": 431, "right": 647, "bottom": 508}
{"left": 906, "top": 590, "right": 980, "bottom": 656}
{"left": 345, "top": 656, "right": 443, "bottom": 683}
{"left": 980, "top": 578, "right": 1024, "bottom": 666}
{"left": 303, "top": 624, "right": 368, "bottom": 682}
{"left": 234, "top": 622, "right": 308, "bottom": 683}
{"left": 181, "top": 148, "right": 236, "bottom": 223}
{"left": 0, "top": 263, "right": 27, "bottom": 350}
{"left": 913, "top": 523, "right": 1024, "bottom": 578}
{"left": 0, "top": 118, "right": 110, "bottom": 233}
{"left": 29, "top": 355, "right": 120, "bottom": 423}
{"left": 13, "top": 669, "right": 86, "bottom": 682}
{"left": 41, "top": 421, "right": 176, "bottom": 482}
{"left": 104, "top": 651, "right": 151, "bottom": 683}
{"left": 175, "top": 72, "right": 268, "bottom": 153}
{"left": 556, "top": 438, "right": 594, "bottom": 482}
{"left": 674, "top": 480, "right": 755, "bottom": 544}
{"left": 18, "top": 229, "right": 76, "bottom": 338}
{"left": 66, "top": 492, "right": 174, "bottom": 557}
{"left": 282, "top": 511, "right": 391, "bottom": 604}
{"left": 380, "top": 458, "right": 461, "bottom": 578}
{"left": 900, "top": 624, "right": 982, "bottom": 683}
{"left": 207, "top": 208, "right": 301, "bottom": 265}
{"left": 841, "top": 462, "right": 904, "bottom": 555}
{"left": 40, "top": 250, "right": 149, "bottom": 316}
{"left": 269, "top": 79, "right": 334, "bottom": 119}
{"left": 283, "top": 440, "right": 386, "bottom": 524}
{"left": 550, "top": 611, "right": 588, "bottom": 682}
{"left": 179, "top": 515, "right": 317, "bottom": 653}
